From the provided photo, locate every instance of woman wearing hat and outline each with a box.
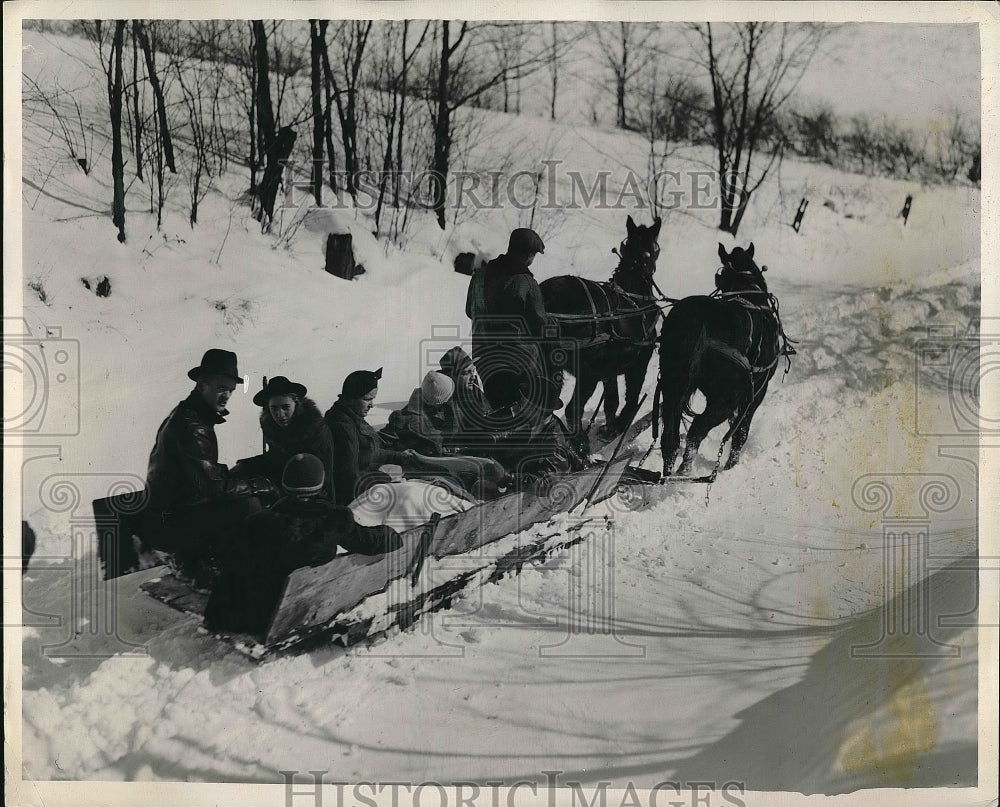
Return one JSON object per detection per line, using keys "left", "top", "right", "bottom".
{"left": 249, "top": 376, "right": 337, "bottom": 502}
{"left": 324, "top": 368, "right": 409, "bottom": 504}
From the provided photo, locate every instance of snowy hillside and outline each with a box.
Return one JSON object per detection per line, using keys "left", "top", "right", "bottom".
{"left": 7, "top": 21, "right": 992, "bottom": 807}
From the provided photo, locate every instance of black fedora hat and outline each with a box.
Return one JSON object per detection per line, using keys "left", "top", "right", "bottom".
{"left": 253, "top": 376, "right": 307, "bottom": 407}
{"left": 187, "top": 349, "right": 241, "bottom": 384}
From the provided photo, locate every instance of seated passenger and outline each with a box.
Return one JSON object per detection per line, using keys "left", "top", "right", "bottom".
{"left": 324, "top": 367, "right": 409, "bottom": 503}
{"left": 237, "top": 376, "right": 336, "bottom": 501}
{"left": 383, "top": 371, "right": 456, "bottom": 455}
{"left": 438, "top": 346, "right": 490, "bottom": 439}
{"left": 466, "top": 378, "right": 587, "bottom": 488}
{"left": 349, "top": 464, "right": 474, "bottom": 532}
{"left": 142, "top": 349, "right": 275, "bottom": 585}
{"left": 204, "top": 453, "right": 402, "bottom": 636}
{"left": 383, "top": 371, "right": 508, "bottom": 499}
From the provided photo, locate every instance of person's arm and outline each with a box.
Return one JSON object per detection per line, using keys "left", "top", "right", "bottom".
{"left": 513, "top": 276, "right": 553, "bottom": 337}
{"left": 315, "top": 425, "right": 338, "bottom": 504}
{"left": 328, "top": 419, "right": 361, "bottom": 504}
{"left": 328, "top": 506, "right": 403, "bottom": 555}
{"left": 173, "top": 416, "right": 273, "bottom": 502}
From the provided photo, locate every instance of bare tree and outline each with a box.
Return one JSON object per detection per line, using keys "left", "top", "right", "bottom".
{"left": 689, "top": 22, "right": 830, "bottom": 235}
{"left": 931, "top": 108, "right": 976, "bottom": 183}
{"left": 591, "top": 22, "right": 661, "bottom": 130}
{"left": 323, "top": 20, "right": 373, "bottom": 197}
{"left": 309, "top": 19, "right": 325, "bottom": 205}
{"left": 133, "top": 21, "right": 176, "bottom": 174}
{"left": 105, "top": 20, "right": 127, "bottom": 242}
{"left": 428, "top": 21, "right": 550, "bottom": 229}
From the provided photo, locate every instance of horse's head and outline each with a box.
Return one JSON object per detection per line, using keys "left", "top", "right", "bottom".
{"left": 716, "top": 242, "right": 769, "bottom": 296}
{"left": 614, "top": 215, "right": 662, "bottom": 281}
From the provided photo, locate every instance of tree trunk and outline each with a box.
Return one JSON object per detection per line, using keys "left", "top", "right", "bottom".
{"left": 549, "top": 23, "right": 558, "bottom": 121}
{"left": 309, "top": 20, "right": 324, "bottom": 205}
{"left": 134, "top": 21, "right": 175, "bottom": 173}
{"left": 432, "top": 21, "right": 452, "bottom": 230}
{"left": 110, "top": 20, "right": 126, "bottom": 243}
{"left": 317, "top": 21, "right": 338, "bottom": 193}
{"left": 394, "top": 21, "right": 411, "bottom": 207}
{"left": 253, "top": 21, "right": 276, "bottom": 154}
{"left": 131, "top": 24, "right": 143, "bottom": 181}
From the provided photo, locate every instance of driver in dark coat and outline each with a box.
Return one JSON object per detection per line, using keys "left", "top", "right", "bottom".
{"left": 143, "top": 349, "right": 275, "bottom": 579}
{"left": 466, "top": 228, "right": 557, "bottom": 410}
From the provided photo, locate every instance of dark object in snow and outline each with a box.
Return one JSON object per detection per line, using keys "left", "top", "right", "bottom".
{"left": 538, "top": 215, "right": 662, "bottom": 437}
{"left": 325, "top": 233, "right": 358, "bottom": 280}
{"left": 900, "top": 194, "right": 913, "bottom": 226}
{"left": 657, "top": 242, "right": 795, "bottom": 482}
{"left": 454, "top": 252, "right": 476, "bottom": 276}
{"left": 22, "top": 521, "right": 36, "bottom": 574}
{"left": 792, "top": 198, "right": 808, "bottom": 233}
{"left": 968, "top": 154, "right": 981, "bottom": 184}
{"left": 96, "top": 276, "right": 111, "bottom": 297}
{"left": 93, "top": 491, "right": 148, "bottom": 578}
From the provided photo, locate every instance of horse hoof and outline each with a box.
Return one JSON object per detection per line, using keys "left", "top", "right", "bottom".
{"left": 598, "top": 424, "right": 619, "bottom": 440}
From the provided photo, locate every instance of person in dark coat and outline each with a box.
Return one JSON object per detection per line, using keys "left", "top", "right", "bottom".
{"left": 237, "top": 376, "right": 337, "bottom": 502}
{"left": 142, "top": 349, "right": 274, "bottom": 577}
{"left": 466, "top": 228, "right": 556, "bottom": 409}
{"left": 462, "top": 378, "right": 585, "bottom": 488}
{"left": 204, "top": 453, "right": 402, "bottom": 636}
{"left": 324, "top": 368, "right": 409, "bottom": 504}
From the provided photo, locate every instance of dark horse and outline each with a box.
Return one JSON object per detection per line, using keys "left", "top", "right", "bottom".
{"left": 540, "top": 215, "right": 662, "bottom": 437}
{"left": 658, "top": 242, "right": 791, "bottom": 480}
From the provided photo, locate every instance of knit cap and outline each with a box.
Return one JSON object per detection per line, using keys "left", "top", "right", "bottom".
{"left": 282, "top": 453, "right": 325, "bottom": 496}
{"left": 421, "top": 371, "right": 455, "bottom": 407}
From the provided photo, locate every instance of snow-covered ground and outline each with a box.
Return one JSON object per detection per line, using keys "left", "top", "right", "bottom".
{"left": 6, "top": 18, "right": 996, "bottom": 807}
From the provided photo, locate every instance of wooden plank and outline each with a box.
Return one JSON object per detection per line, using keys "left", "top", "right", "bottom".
{"left": 264, "top": 526, "right": 424, "bottom": 644}
{"left": 141, "top": 574, "right": 209, "bottom": 616}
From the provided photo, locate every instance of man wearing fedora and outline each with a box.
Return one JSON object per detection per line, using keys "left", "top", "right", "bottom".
{"left": 143, "top": 349, "right": 275, "bottom": 581}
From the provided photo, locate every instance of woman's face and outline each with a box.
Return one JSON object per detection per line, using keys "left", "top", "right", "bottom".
{"left": 350, "top": 387, "right": 378, "bottom": 418}
{"left": 268, "top": 395, "right": 296, "bottom": 427}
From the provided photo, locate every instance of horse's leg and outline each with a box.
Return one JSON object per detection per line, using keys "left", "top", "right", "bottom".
{"left": 568, "top": 372, "right": 600, "bottom": 435}
{"left": 660, "top": 396, "right": 683, "bottom": 476}
{"left": 658, "top": 366, "right": 687, "bottom": 475}
{"left": 615, "top": 345, "right": 654, "bottom": 433}
{"left": 678, "top": 395, "right": 731, "bottom": 476}
{"left": 724, "top": 378, "right": 771, "bottom": 470}
{"left": 596, "top": 376, "right": 620, "bottom": 438}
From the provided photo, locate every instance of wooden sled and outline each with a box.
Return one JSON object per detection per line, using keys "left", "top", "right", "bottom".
{"left": 132, "top": 452, "right": 633, "bottom": 659}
